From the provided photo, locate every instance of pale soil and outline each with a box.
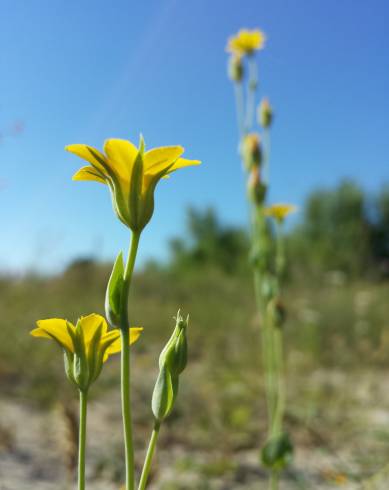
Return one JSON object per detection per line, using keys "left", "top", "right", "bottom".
{"left": 1, "top": 369, "right": 389, "bottom": 490}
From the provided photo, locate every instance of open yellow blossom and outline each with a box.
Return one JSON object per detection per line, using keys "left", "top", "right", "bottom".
{"left": 263, "top": 203, "right": 297, "bottom": 223}
{"left": 31, "top": 314, "right": 142, "bottom": 390}
{"left": 66, "top": 137, "right": 201, "bottom": 232}
{"left": 227, "top": 29, "right": 266, "bottom": 56}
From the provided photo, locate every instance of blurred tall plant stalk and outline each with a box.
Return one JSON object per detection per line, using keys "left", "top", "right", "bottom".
{"left": 226, "top": 29, "right": 295, "bottom": 489}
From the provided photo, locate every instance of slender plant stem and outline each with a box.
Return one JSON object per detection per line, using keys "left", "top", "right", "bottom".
{"left": 120, "top": 230, "right": 141, "bottom": 490}
{"left": 272, "top": 326, "right": 285, "bottom": 436}
{"left": 245, "top": 56, "right": 258, "bottom": 132}
{"left": 137, "top": 420, "right": 161, "bottom": 490}
{"left": 262, "top": 128, "right": 271, "bottom": 184}
{"left": 234, "top": 82, "right": 246, "bottom": 138}
{"left": 269, "top": 470, "right": 279, "bottom": 490}
{"left": 78, "top": 390, "right": 88, "bottom": 490}
{"left": 232, "top": 54, "right": 283, "bottom": 489}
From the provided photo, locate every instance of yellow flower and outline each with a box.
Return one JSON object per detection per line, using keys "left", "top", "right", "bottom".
{"left": 31, "top": 314, "right": 142, "bottom": 390}
{"left": 226, "top": 29, "right": 266, "bottom": 56}
{"left": 66, "top": 137, "right": 200, "bottom": 232}
{"left": 263, "top": 203, "right": 297, "bottom": 223}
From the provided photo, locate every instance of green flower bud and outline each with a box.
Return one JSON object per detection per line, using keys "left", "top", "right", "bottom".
{"left": 152, "top": 312, "right": 188, "bottom": 422}
{"left": 242, "top": 133, "right": 262, "bottom": 171}
{"left": 228, "top": 54, "right": 244, "bottom": 82}
{"left": 258, "top": 98, "right": 273, "bottom": 128}
{"left": 105, "top": 252, "right": 125, "bottom": 328}
{"left": 261, "top": 432, "right": 293, "bottom": 470}
{"left": 247, "top": 168, "right": 267, "bottom": 205}
{"left": 267, "top": 298, "right": 287, "bottom": 328}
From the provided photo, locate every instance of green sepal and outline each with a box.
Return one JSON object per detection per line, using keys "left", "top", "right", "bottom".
{"left": 138, "top": 165, "right": 172, "bottom": 232}
{"left": 63, "top": 350, "right": 77, "bottom": 387}
{"left": 171, "top": 324, "right": 188, "bottom": 376}
{"left": 159, "top": 324, "right": 179, "bottom": 370}
{"left": 105, "top": 252, "right": 124, "bottom": 327}
{"left": 72, "top": 322, "right": 90, "bottom": 392}
{"left": 128, "top": 150, "right": 144, "bottom": 231}
{"left": 158, "top": 311, "right": 188, "bottom": 375}
{"left": 138, "top": 134, "right": 145, "bottom": 155}
{"left": 261, "top": 432, "right": 293, "bottom": 470}
{"left": 152, "top": 365, "right": 175, "bottom": 421}
{"left": 87, "top": 323, "right": 103, "bottom": 383}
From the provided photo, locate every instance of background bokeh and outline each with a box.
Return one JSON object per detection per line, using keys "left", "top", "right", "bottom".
{"left": 1, "top": 1, "right": 389, "bottom": 489}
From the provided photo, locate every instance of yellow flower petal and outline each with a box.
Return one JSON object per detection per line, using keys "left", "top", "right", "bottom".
{"left": 103, "top": 138, "right": 138, "bottom": 183}
{"left": 73, "top": 166, "right": 106, "bottom": 184}
{"left": 263, "top": 203, "right": 297, "bottom": 222}
{"left": 144, "top": 146, "right": 184, "bottom": 175}
{"left": 66, "top": 144, "right": 108, "bottom": 176}
{"left": 103, "top": 327, "right": 143, "bottom": 361}
{"left": 78, "top": 314, "right": 108, "bottom": 347}
{"left": 67, "top": 136, "right": 201, "bottom": 232}
{"left": 226, "top": 28, "right": 266, "bottom": 55}
{"left": 166, "top": 157, "right": 201, "bottom": 175}
{"left": 31, "top": 319, "right": 75, "bottom": 352}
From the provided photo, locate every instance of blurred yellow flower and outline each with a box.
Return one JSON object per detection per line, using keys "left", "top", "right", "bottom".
{"left": 264, "top": 203, "right": 297, "bottom": 223}
{"left": 31, "top": 314, "right": 142, "bottom": 390}
{"left": 227, "top": 29, "right": 266, "bottom": 56}
{"left": 334, "top": 474, "right": 348, "bottom": 485}
{"left": 66, "top": 137, "right": 200, "bottom": 232}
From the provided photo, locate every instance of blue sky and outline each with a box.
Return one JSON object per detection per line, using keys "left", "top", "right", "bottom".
{"left": 1, "top": 0, "right": 388, "bottom": 273}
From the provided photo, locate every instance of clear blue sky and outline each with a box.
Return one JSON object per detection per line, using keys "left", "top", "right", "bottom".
{"left": 1, "top": 0, "right": 388, "bottom": 273}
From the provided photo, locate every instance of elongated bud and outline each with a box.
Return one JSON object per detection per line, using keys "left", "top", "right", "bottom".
{"left": 261, "top": 432, "right": 293, "bottom": 470}
{"left": 258, "top": 98, "right": 273, "bottom": 128}
{"left": 152, "top": 312, "right": 188, "bottom": 422}
{"left": 242, "top": 133, "right": 262, "bottom": 171}
{"left": 247, "top": 168, "right": 267, "bottom": 206}
{"left": 105, "top": 252, "right": 125, "bottom": 328}
{"left": 228, "top": 54, "right": 244, "bottom": 82}
{"left": 267, "top": 297, "right": 287, "bottom": 328}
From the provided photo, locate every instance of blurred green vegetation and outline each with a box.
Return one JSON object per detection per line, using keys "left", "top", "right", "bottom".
{"left": 0, "top": 179, "right": 389, "bottom": 485}
{"left": 1, "top": 179, "right": 389, "bottom": 405}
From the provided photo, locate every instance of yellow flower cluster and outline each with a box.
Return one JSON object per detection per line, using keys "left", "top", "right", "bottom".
{"left": 226, "top": 29, "right": 266, "bottom": 56}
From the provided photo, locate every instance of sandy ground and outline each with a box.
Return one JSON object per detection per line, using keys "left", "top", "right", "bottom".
{"left": 1, "top": 369, "right": 389, "bottom": 490}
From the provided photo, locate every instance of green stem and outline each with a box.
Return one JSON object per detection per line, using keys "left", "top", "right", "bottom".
{"left": 78, "top": 390, "right": 88, "bottom": 490}
{"left": 245, "top": 56, "right": 257, "bottom": 132}
{"left": 275, "top": 221, "right": 285, "bottom": 279}
{"left": 252, "top": 209, "right": 276, "bottom": 431}
{"left": 272, "top": 326, "right": 285, "bottom": 436}
{"left": 269, "top": 470, "right": 279, "bottom": 490}
{"left": 120, "top": 230, "right": 141, "bottom": 490}
{"left": 138, "top": 420, "right": 161, "bottom": 490}
{"left": 263, "top": 128, "right": 271, "bottom": 184}
{"left": 234, "top": 82, "right": 246, "bottom": 138}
